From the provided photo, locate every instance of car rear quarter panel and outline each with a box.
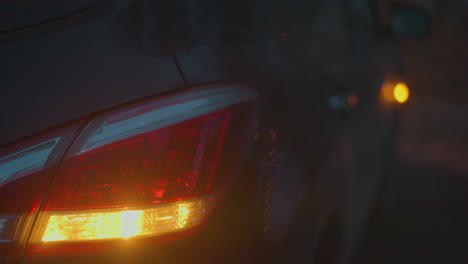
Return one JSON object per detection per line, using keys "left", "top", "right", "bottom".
{"left": 0, "top": 1, "right": 185, "bottom": 146}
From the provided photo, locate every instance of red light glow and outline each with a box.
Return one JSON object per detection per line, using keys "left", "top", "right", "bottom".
{"left": 45, "top": 110, "right": 229, "bottom": 211}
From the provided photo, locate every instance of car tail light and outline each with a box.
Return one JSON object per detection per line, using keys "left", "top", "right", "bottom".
{"left": 0, "top": 84, "right": 259, "bottom": 258}
{"left": 380, "top": 81, "right": 410, "bottom": 104}
{"left": 0, "top": 124, "right": 84, "bottom": 258}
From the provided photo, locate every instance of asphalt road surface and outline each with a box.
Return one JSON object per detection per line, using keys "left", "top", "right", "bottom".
{"left": 354, "top": 99, "right": 468, "bottom": 263}
{"left": 355, "top": 161, "right": 468, "bottom": 264}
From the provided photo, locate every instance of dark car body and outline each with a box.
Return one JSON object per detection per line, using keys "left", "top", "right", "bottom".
{"left": 1, "top": 1, "right": 428, "bottom": 263}
{"left": 1, "top": 1, "right": 300, "bottom": 263}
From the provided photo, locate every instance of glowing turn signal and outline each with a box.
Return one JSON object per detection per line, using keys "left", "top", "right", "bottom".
{"left": 38, "top": 195, "right": 214, "bottom": 242}
{"left": 380, "top": 81, "right": 410, "bottom": 104}
{"left": 393, "top": 82, "right": 409, "bottom": 103}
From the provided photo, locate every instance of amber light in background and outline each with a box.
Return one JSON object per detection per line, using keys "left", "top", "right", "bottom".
{"left": 38, "top": 195, "right": 214, "bottom": 243}
{"left": 381, "top": 81, "right": 410, "bottom": 104}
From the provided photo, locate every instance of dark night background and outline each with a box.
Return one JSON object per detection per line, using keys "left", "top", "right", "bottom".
{"left": 1, "top": 0, "right": 468, "bottom": 263}
{"left": 177, "top": 2, "right": 468, "bottom": 262}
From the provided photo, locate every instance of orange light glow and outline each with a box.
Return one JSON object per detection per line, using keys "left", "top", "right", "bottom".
{"left": 380, "top": 81, "right": 410, "bottom": 104}
{"left": 393, "top": 82, "right": 410, "bottom": 103}
{"left": 39, "top": 195, "right": 214, "bottom": 242}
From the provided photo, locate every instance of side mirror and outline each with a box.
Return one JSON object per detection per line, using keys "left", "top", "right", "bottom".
{"left": 369, "top": 0, "right": 433, "bottom": 39}
{"left": 388, "top": 3, "right": 432, "bottom": 39}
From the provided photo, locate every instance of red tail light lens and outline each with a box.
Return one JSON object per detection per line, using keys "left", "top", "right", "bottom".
{"left": 47, "top": 111, "right": 229, "bottom": 211}
{"left": 15, "top": 84, "right": 259, "bottom": 256}
{"left": 0, "top": 124, "right": 84, "bottom": 258}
